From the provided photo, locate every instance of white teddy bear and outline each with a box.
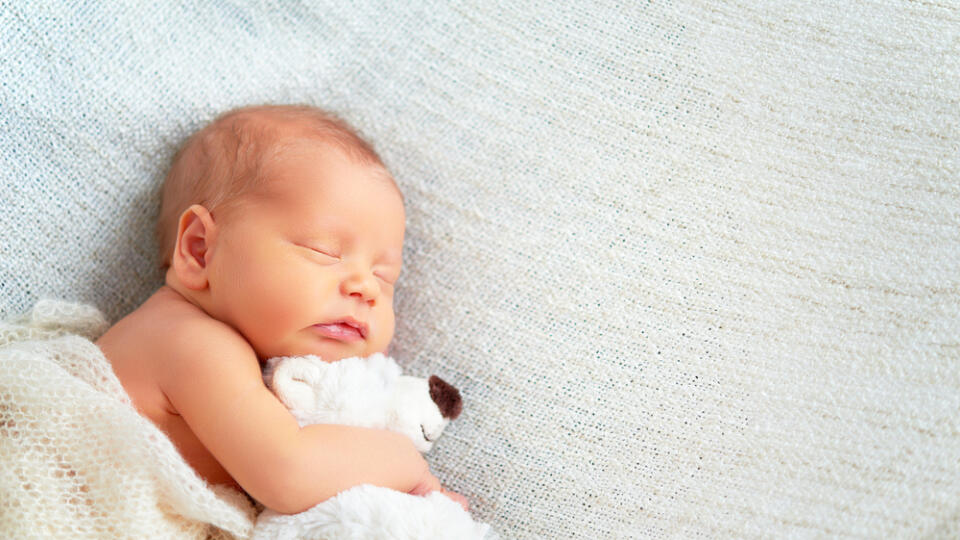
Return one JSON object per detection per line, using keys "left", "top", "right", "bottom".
{"left": 253, "top": 353, "right": 493, "bottom": 540}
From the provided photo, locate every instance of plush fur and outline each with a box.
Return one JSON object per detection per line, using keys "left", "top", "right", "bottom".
{"left": 254, "top": 354, "right": 492, "bottom": 539}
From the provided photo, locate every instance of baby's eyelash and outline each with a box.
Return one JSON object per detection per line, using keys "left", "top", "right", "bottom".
{"left": 374, "top": 272, "right": 397, "bottom": 284}
{"left": 311, "top": 247, "right": 340, "bottom": 258}
{"left": 295, "top": 243, "right": 341, "bottom": 260}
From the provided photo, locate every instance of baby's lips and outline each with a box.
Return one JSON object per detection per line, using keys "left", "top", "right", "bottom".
{"left": 312, "top": 322, "right": 364, "bottom": 342}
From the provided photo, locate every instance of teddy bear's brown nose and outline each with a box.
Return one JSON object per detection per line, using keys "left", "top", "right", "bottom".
{"left": 428, "top": 375, "right": 462, "bottom": 420}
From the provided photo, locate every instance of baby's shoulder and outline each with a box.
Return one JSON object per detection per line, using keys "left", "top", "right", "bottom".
{"left": 146, "top": 289, "right": 259, "bottom": 372}
{"left": 165, "top": 309, "right": 256, "bottom": 365}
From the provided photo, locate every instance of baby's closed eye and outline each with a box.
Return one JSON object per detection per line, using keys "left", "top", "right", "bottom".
{"left": 295, "top": 243, "right": 341, "bottom": 263}
{"left": 374, "top": 268, "right": 400, "bottom": 284}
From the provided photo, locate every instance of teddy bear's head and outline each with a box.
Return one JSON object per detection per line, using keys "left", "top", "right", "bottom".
{"left": 263, "top": 354, "right": 462, "bottom": 452}
{"left": 391, "top": 374, "right": 462, "bottom": 452}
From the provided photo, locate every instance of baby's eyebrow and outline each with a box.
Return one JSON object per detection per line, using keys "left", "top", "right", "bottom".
{"left": 377, "top": 250, "right": 403, "bottom": 265}
{"left": 304, "top": 218, "right": 346, "bottom": 234}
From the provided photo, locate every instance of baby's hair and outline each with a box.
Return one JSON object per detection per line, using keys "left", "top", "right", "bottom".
{"left": 156, "top": 104, "right": 393, "bottom": 268}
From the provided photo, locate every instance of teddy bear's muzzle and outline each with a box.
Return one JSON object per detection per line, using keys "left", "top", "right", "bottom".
{"left": 428, "top": 375, "right": 462, "bottom": 420}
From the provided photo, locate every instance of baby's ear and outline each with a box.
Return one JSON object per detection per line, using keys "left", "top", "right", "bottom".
{"left": 171, "top": 204, "right": 217, "bottom": 290}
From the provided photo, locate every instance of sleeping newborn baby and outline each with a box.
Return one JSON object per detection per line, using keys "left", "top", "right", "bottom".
{"left": 95, "top": 105, "right": 467, "bottom": 514}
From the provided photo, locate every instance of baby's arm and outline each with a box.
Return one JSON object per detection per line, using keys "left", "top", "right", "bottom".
{"left": 158, "top": 318, "right": 440, "bottom": 514}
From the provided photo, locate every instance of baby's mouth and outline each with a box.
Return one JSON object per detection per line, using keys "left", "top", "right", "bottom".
{"left": 312, "top": 319, "right": 367, "bottom": 342}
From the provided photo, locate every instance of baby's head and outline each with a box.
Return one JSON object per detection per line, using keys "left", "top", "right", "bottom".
{"left": 157, "top": 105, "right": 405, "bottom": 362}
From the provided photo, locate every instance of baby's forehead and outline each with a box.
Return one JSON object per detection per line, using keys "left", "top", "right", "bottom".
{"left": 243, "top": 111, "right": 371, "bottom": 164}
{"left": 262, "top": 140, "right": 401, "bottom": 197}
{"left": 251, "top": 141, "right": 402, "bottom": 206}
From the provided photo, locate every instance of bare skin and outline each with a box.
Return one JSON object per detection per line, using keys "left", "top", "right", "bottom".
{"left": 98, "top": 286, "right": 244, "bottom": 489}
{"left": 96, "top": 142, "right": 466, "bottom": 513}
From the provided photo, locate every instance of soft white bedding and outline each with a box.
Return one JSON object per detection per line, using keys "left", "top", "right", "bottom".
{"left": 1, "top": 2, "right": 958, "bottom": 537}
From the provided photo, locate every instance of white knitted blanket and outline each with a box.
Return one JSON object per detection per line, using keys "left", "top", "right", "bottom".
{"left": 0, "top": 300, "right": 255, "bottom": 539}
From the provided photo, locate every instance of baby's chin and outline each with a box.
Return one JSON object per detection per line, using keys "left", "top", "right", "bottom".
{"left": 255, "top": 339, "right": 382, "bottom": 363}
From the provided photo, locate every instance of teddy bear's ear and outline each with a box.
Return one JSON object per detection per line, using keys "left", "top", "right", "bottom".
{"left": 428, "top": 376, "right": 462, "bottom": 420}
{"left": 269, "top": 357, "right": 322, "bottom": 412}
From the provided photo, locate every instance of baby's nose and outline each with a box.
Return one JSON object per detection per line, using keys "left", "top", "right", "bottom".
{"left": 341, "top": 272, "right": 379, "bottom": 302}
{"left": 428, "top": 375, "right": 462, "bottom": 419}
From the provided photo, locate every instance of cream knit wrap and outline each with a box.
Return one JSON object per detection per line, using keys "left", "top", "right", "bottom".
{"left": 0, "top": 300, "right": 255, "bottom": 538}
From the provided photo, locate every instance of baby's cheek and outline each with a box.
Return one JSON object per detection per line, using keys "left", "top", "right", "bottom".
{"left": 256, "top": 262, "right": 308, "bottom": 309}
{"left": 245, "top": 271, "right": 306, "bottom": 340}
{"left": 370, "top": 310, "right": 396, "bottom": 354}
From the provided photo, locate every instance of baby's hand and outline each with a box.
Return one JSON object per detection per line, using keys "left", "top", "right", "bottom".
{"left": 440, "top": 487, "right": 470, "bottom": 511}
{"left": 407, "top": 469, "right": 469, "bottom": 511}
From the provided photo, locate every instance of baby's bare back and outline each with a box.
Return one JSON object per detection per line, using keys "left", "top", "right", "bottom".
{"left": 96, "top": 286, "right": 241, "bottom": 488}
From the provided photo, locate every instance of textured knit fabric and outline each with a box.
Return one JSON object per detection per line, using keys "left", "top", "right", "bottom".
{"left": 1, "top": 2, "right": 958, "bottom": 538}
{"left": 0, "top": 300, "right": 255, "bottom": 538}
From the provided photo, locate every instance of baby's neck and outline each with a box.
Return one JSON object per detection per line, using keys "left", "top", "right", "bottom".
{"left": 162, "top": 269, "right": 212, "bottom": 317}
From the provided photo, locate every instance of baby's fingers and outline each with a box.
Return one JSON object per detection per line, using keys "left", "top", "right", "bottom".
{"left": 441, "top": 487, "right": 469, "bottom": 511}
{"left": 407, "top": 471, "right": 442, "bottom": 496}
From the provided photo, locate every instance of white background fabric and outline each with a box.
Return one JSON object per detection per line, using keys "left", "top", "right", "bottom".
{"left": 1, "top": 2, "right": 958, "bottom": 538}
